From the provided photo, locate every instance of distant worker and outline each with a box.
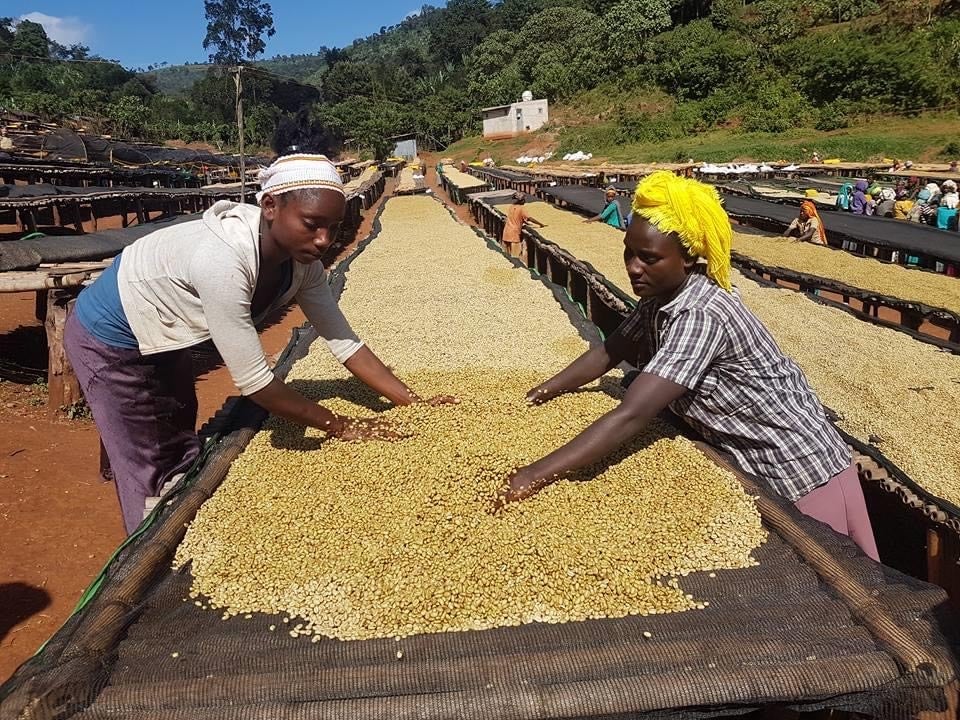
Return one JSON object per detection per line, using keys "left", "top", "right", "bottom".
{"left": 836, "top": 182, "right": 853, "bottom": 211}
{"left": 937, "top": 180, "right": 959, "bottom": 230}
{"left": 874, "top": 187, "right": 897, "bottom": 218}
{"left": 850, "top": 180, "right": 874, "bottom": 215}
{"left": 783, "top": 201, "right": 827, "bottom": 245}
{"left": 909, "top": 182, "right": 942, "bottom": 224}
{"left": 66, "top": 154, "right": 454, "bottom": 534}
{"left": 498, "top": 171, "right": 879, "bottom": 561}
{"left": 584, "top": 187, "right": 626, "bottom": 230}
{"left": 940, "top": 179, "right": 959, "bottom": 208}
{"left": 502, "top": 192, "right": 545, "bottom": 259}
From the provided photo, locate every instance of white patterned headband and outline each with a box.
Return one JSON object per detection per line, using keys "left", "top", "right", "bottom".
{"left": 256, "top": 153, "right": 345, "bottom": 202}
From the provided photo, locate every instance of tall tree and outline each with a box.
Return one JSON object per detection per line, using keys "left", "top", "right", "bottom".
{"left": 427, "top": 0, "right": 491, "bottom": 65}
{"left": 0, "top": 18, "right": 15, "bottom": 54}
{"left": 10, "top": 19, "right": 50, "bottom": 59}
{"left": 203, "top": 0, "right": 276, "bottom": 65}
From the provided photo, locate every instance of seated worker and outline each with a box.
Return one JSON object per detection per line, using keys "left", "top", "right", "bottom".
{"left": 498, "top": 171, "right": 879, "bottom": 561}
{"left": 940, "top": 179, "right": 959, "bottom": 209}
{"left": 874, "top": 187, "right": 897, "bottom": 217}
{"left": 68, "top": 154, "right": 453, "bottom": 534}
{"left": 502, "top": 192, "right": 546, "bottom": 259}
{"left": 909, "top": 183, "right": 942, "bottom": 224}
{"left": 850, "top": 180, "right": 874, "bottom": 215}
{"left": 585, "top": 187, "right": 627, "bottom": 230}
{"left": 783, "top": 201, "right": 828, "bottom": 245}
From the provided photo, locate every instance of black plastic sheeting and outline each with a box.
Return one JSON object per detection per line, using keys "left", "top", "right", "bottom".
{"left": 722, "top": 194, "right": 960, "bottom": 264}
{"left": 478, "top": 168, "right": 541, "bottom": 182}
{"left": 0, "top": 184, "right": 236, "bottom": 200}
{"left": 481, "top": 191, "right": 539, "bottom": 206}
{"left": 0, "top": 214, "right": 200, "bottom": 271}
{"left": 538, "top": 184, "right": 960, "bottom": 264}
{"left": 539, "top": 185, "right": 632, "bottom": 218}
{"left": 39, "top": 131, "right": 252, "bottom": 168}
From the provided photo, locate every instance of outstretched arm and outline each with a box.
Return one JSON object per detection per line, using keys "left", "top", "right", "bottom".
{"left": 343, "top": 345, "right": 421, "bottom": 406}
{"left": 499, "top": 372, "right": 688, "bottom": 505}
{"left": 250, "top": 378, "right": 399, "bottom": 440}
{"left": 527, "top": 344, "right": 620, "bottom": 404}
{"left": 528, "top": 322, "right": 643, "bottom": 404}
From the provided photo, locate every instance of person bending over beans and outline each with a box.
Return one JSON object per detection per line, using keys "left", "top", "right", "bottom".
{"left": 67, "top": 153, "right": 453, "bottom": 534}
{"left": 498, "top": 171, "right": 879, "bottom": 561}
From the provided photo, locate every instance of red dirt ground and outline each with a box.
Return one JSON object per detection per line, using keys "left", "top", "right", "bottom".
{"left": 0, "top": 178, "right": 394, "bottom": 683}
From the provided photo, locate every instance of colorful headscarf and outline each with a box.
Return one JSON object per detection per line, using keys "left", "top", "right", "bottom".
{"left": 632, "top": 171, "right": 733, "bottom": 292}
{"left": 800, "top": 200, "right": 827, "bottom": 244}
{"left": 256, "top": 153, "right": 345, "bottom": 202}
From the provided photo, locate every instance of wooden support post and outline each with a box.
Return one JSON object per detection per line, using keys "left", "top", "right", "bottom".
{"left": 35, "top": 289, "right": 47, "bottom": 322}
{"left": 73, "top": 203, "right": 84, "bottom": 233}
{"left": 136, "top": 198, "right": 146, "bottom": 225}
{"left": 45, "top": 289, "right": 81, "bottom": 415}
{"left": 927, "top": 527, "right": 943, "bottom": 587}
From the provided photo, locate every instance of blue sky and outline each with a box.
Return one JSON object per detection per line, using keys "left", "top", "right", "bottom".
{"left": 5, "top": 1, "right": 433, "bottom": 69}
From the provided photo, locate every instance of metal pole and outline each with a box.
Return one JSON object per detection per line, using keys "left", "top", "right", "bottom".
{"left": 234, "top": 65, "right": 246, "bottom": 204}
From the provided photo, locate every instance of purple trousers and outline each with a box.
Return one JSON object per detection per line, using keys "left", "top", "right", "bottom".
{"left": 64, "top": 314, "right": 201, "bottom": 534}
{"left": 795, "top": 463, "right": 880, "bottom": 562}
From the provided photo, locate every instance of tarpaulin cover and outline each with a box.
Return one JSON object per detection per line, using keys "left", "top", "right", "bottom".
{"left": 0, "top": 184, "right": 237, "bottom": 201}
{"left": 722, "top": 194, "right": 960, "bottom": 264}
{"left": 0, "top": 214, "right": 199, "bottom": 271}
{"left": 539, "top": 185, "right": 632, "bottom": 218}
{"left": 538, "top": 185, "right": 960, "bottom": 264}
{"left": 478, "top": 168, "right": 542, "bottom": 182}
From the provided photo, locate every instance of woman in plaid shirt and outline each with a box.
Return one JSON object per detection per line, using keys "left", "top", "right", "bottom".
{"left": 500, "top": 171, "right": 879, "bottom": 561}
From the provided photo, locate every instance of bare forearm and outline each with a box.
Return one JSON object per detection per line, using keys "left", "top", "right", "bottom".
{"left": 528, "top": 404, "right": 655, "bottom": 480}
{"left": 538, "top": 346, "right": 618, "bottom": 396}
{"left": 343, "top": 345, "right": 417, "bottom": 405}
{"left": 249, "top": 378, "right": 344, "bottom": 433}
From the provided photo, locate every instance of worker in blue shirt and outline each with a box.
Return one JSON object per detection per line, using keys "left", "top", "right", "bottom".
{"left": 584, "top": 187, "right": 626, "bottom": 230}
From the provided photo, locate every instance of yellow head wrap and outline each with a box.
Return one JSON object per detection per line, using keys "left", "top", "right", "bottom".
{"left": 631, "top": 171, "right": 733, "bottom": 292}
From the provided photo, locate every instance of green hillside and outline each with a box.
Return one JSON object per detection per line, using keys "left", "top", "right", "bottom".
{"left": 143, "top": 53, "right": 327, "bottom": 96}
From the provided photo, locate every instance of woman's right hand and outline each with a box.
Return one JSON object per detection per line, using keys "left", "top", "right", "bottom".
{"left": 526, "top": 384, "right": 559, "bottom": 406}
{"left": 329, "top": 416, "right": 407, "bottom": 442}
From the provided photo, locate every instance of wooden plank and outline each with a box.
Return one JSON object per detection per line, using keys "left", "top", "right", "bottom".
{"left": 0, "top": 263, "right": 110, "bottom": 292}
{"left": 45, "top": 289, "right": 81, "bottom": 414}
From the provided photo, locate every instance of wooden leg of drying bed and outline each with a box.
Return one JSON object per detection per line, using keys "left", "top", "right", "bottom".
{"left": 72, "top": 203, "right": 84, "bottom": 233}
{"left": 45, "top": 289, "right": 81, "bottom": 415}
{"left": 927, "top": 528, "right": 943, "bottom": 588}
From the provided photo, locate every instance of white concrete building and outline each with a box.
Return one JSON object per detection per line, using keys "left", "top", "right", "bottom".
{"left": 481, "top": 96, "right": 549, "bottom": 139}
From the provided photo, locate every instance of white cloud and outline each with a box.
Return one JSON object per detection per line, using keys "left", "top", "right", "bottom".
{"left": 404, "top": 9, "right": 421, "bottom": 18}
{"left": 17, "top": 12, "right": 92, "bottom": 46}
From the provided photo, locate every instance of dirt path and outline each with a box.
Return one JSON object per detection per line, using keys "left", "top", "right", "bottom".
{"left": 0, "top": 178, "right": 395, "bottom": 683}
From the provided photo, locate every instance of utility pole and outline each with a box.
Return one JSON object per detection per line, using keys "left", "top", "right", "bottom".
{"left": 233, "top": 65, "right": 246, "bottom": 204}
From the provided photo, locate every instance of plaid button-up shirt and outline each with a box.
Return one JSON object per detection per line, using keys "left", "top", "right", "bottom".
{"left": 608, "top": 272, "right": 850, "bottom": 501}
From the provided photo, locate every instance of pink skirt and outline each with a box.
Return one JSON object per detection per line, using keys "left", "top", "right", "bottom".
{"left": 794, "top": 463, "right": 880, "bottom": 562}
